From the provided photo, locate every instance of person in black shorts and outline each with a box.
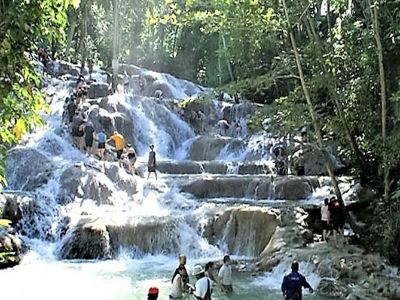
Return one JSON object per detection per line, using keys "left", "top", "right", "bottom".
{"left": 84, "top": 121, "right": 95, "bottom": 156}
{"left": 328, "top": 197, "right": 346, "bottom": 248}
{"left": 147, "top": 144, "right": 157, "bottom": 180}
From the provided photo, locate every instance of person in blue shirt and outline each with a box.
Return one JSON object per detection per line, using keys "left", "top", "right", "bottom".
{"left": 96, "top": 130, "right": 107, "bottom": 160}
{"left": 281, "top": 261, "right": 313, "bottom": 300}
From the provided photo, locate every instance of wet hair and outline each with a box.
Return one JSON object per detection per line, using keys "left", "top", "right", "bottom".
{"left": 171, "top": 265, "right": 186, "bottom": 283}
{"left": 147, "top": 295, "right": 158, "bottom": 300}
{"left": 223, "top": 255, "right": 230, "bottom": 263}
{"left": 324, "top": 198, "right": 329, "bottom": 205}
{"left": 205, "top": 262, "right": 214, "bottom": 271}
{"left": 291, "top": 261, "right": 299, "bottom": 272}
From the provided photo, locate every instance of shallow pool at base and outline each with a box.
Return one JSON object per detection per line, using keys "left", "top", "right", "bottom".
{"left": 0, "top": 253, "right": 331, "bottom": 300}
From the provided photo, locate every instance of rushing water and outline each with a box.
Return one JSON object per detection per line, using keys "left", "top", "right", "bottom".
{"left": 1, "top": 63, "right": 339, "bottom": 300}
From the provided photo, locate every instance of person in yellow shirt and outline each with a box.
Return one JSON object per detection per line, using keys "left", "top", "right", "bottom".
{"left": 108, "top": 131, "right": 125, "bottom": 166}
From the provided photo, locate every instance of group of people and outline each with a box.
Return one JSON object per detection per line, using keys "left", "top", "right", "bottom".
{"left": 145, "top": 256, "right": 314, "bottom": 300}
{"left": 62, "top": 73, "right": 158, "bottom": 179}
{"left": 321, "top": 196, "right": 347, "bottom": 247}
{"left": 167, "top": 254, "right": 233, "bottom": 300}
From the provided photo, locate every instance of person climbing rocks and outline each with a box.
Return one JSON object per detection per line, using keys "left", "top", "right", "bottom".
{"left": 198, "top": 110, "right": 206, "bottom": 133}
{"left": 66, "top": 97, "right": 77, "bottom": 124}
{"left": 154, "top": 89, "right": 163, "bottom": 99}
{"left": 125, "top": 144, "right": 137, "bottom": 175}
{"left": 294, "top": 149, "right": 305, "bottom": 176}
{"left": 321, "top": 198, "right": 331, "bottom": 242}
{"left": 281, "top": 261, "right": 313, "bottom": 300}
{"left": 190, "top": 265, "right": 212, "bottom": 300}
{"left": 147, "top": 287, "right": 159, "bottom": 300}
{"left": 177, "top": 254, "right": 190, "bottom": 291}
{"left": 108, "top": 131, "right": 125, "bottom": 167}
{"left": 169, "top": 265, "right": 186, "bottom": 299}
{"left": 71, "top": 112, "right": 85, "bottom": 150}
{"left": 218, "top": 255, "right": 233, "bottom": 293}
{"left": 96, "top": 129, "right": 107, "bottom": 160}
{"left": 328, "top": 196, "right": 346, "bottom": 248}
{"left": 83, "top": 121, "right": 95, "bottom": 156}
{"left": 87, "top": 58, "right": 94, "bottom": 79}
{"left": 147, "top": 144, "right": 157, "bottom": 180}
{"left": 123, "top": 71, "right": 130, "bottom": 93}
{"left": 205, "top": 262, "right": 217, "bottom": 283}
{"left": 216, "top": 119, "right": 229, "bottom": 136}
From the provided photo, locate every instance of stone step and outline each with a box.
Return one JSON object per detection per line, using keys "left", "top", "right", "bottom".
{"left": 155, "top": 160, "right": 273, "bottom": 175}
{"left": 178, "top": 175, "right": 320, "bottom": 200}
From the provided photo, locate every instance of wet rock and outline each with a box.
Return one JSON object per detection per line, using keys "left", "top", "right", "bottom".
{"left": 274, "top": 176, "right": 319, "bottom": 200}
{"left": 188, "top": 136, "right": 231, "bottom": 161}
{"left": 6, "top": 147, "right": 55, "bottom": 191}
{"left": 58, "top": 163, "right": 114, "bottom": 205}
{"left": 317, "top": 278, "right": 350, "bottom": 298}
{"left": 181, "top": 177, "right": 260, "bottom": 199}
{"left": 202, "top": 161, "right": 228, "bottom": 174}
{"left": 204, "top": 207, "right": 278, "bottom": 256}
{"left": 156, "top": 161, "right": 202, "bottom": 174}
{"left": 59, "top": 217, "right": 111, "bottom": 259}
{"left": 238, "top": 163, "right": 272, "bottom": 175}
{"left": 59, "top": 61, "right": 80, "bottom": 77}
{"left": 104, "top": 164, "right": 137, "bottom": 196}
{"left": 107, "top": 217, "right": 180, "bottom": 255}
{"left": 1, "top": 195, "right": 22, "bottom": 226}
{"left": 88, "top": 82, "right": 110, "bottom": 99}
{"left": 0, "top": 227, "right": 25, "bottom": 269}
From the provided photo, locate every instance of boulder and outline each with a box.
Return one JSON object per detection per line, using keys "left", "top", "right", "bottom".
{"left": 104, "top": 164, "right": 137, "bottom": 196}
{"left": 204, "top": 207, "right": 278, "bottom": 256}
{"left": 274, "top": 176, "right": 319, "bottom": 200}
{"left": 58, "top": 163, "right": 114, "bottom": 205}
{"left": 107, "top": 217, "right": 180, "bottom": 255}
{"left": 59, "top": 217, "right": 111, "bottom": 259}
{"left": 59, "top": 61, "right": 81, "bottom": 77}
{"left": 188, "top": 136, "right": 231, "bottom": 161}
{"left": 0, "top": 227, "right": 25, "bottom": 269}
{"left": 238, "top": 163, "right": 272, "bottom": 175}
{"left": 1, "top": 195, "right": 22, "bottom": 226}
{"left": 88, "top": 82, "right": 110, "bottom": 99}
{"left": 317, "top": 279, "right": 350, "bottom": 298}
{"left": 6, "top": 147, "right": 55, "bottom": 191}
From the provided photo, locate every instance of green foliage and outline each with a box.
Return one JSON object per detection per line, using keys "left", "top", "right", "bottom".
{"left": 0, "top": 0, "right": 71, "bottom": 189}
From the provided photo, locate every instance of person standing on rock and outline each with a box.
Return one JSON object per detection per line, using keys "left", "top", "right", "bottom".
{"left": 190, "top": 265, "right": 212, "bottom": 300}
{"left": 108, "top": 131, "right": 125, "bottom": 167}
{"left": 83, "top": 121, "right": 95, "bottom": 156}
{"left": 147, "top": 144, "right": 157, "bottom": 180}
{"left": 321, "top": 198, "right": 331, "bottom": 242}
{"left": 125, "top": 143, "right": 137, "bottom": 175}
{"left": 281, "top": 261, "right": 313, "bottom": 300}
{"left": 96, "top": 129, "right": 107, "bottom": 160}
{"left": 147, "top": 287, "right": 159, "bottom": 300}
{"left": 328, "top": 197, "right": 346, "bottom": 248}
{"left": 218, "top": 255, "right": 233, "bottom": 293}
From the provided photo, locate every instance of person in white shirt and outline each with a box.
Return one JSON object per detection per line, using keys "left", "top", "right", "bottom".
{"left": 218, "top": 255, "right": 233, "bottom": 293}
{"left": 321, "top": 198, "right": 331, "bottom": 242}
{"left": 169, "top": 265, "right": 186, "bottom": 299}
{"left": 190, "top": 265, "right": 212, "bottom": 300}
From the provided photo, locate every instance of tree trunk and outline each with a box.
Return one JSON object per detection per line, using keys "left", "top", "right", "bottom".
{"left": 112, "top": 0, "right": 119, "bottom": 75}
{"left": 282, "top": 0, "right": 343, "bottom": 202}
{"left": 221, "top": 33, "right": 234, "bottom": 82}
{"left": 65, "top": 15, "right": 77, "bottom": 61}
{"left": 369, "top": 0, "right": 389, "bottom": 203}
{"left": 218, "top": 32, "right": 222, "bottom": 85}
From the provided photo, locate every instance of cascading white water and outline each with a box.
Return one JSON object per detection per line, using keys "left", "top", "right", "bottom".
{"left": 1, "top": 63, "right": 339, "bottom": 300}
